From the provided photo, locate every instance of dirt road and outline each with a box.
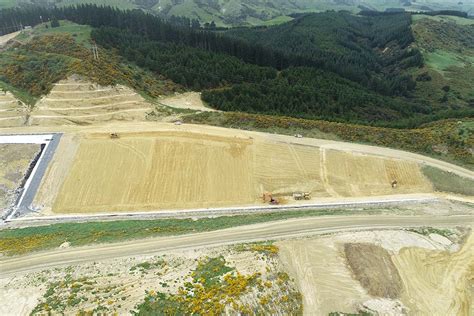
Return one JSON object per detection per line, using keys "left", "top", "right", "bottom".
{"left": 1, "top": 214, "right": 471, "bottom": 276}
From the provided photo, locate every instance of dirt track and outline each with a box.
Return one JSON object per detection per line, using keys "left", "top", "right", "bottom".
{"left": 1, "top": 214, "right": 471, "bottom": 276}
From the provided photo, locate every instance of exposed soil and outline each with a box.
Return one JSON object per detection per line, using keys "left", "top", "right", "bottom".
{"left": 393, "top": 232, "right": 474, "bottom": 315}
{"left": 0, "top": 91, "right": 26, "bottom": 128}
{"left": 0, "top": 144, "right": 41, "bottom": 212}
{"left": 47, "top": 128, "right": 433, "bottom": 214}
{"left": 29, "top": 76, "right": 154, "bottom": 126}
{"left": 344, "top": 243, "right": 402, "bottom": 299}
{"left": 159, "top": 92, "right": 216, "bottom": 112}
{"left": 277, "top": 228, "right": 468, "bottom": 315}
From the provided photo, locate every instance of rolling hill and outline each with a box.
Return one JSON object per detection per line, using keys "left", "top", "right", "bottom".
{"left": 1, "top": 0, "right": 473, "bottom": 26}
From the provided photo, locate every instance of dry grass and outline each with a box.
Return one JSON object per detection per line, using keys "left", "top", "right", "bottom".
{"left": 344, "top": 243, "right": 402, "bottom": 299}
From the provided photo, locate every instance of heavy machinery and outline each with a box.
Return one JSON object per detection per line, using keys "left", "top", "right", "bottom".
{"left": 110, "top": 133, "right": 119, "bottom": 139}
{"left": 391, "top": 180, "right": 398, "bottom": 188}
{"left": 293, "top": 192, "right": 311, "bottom": 200}
{"left": 262, "top": 192, "right": 279, "bottom": 205}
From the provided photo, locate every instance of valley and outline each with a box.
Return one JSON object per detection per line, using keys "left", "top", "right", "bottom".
{"left": 0, "top": 4, "right": 472, "bottom": 316}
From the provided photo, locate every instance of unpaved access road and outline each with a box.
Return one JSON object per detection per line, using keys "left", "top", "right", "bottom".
{"left": 1, "top": 214, "right": 471, "bottom": 276}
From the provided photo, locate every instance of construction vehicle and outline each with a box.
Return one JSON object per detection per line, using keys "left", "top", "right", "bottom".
{"left": 293, "top": 192, "right": 311, "bottom": 200}
{"left": 391, "top": 180, "right": 398, "bottom": 188}
{"left": 262, "top": 192, "right": 279, "bottom": 205}
{"left": 110, "top": 133, "right": 119, "bottom": 139}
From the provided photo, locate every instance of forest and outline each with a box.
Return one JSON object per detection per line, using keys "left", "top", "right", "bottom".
{"left": 0, "top": 5, "right": 471, "bottom": 127}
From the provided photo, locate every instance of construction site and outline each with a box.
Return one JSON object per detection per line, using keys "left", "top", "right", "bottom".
{"left": 0, "top": 14, "right": 473, "bottom": 316}
{"left": 0, "top": 123, "right": 436, "bottom": 216}
{"left": 0, "top": 65, "right": 472, "bottom": 316}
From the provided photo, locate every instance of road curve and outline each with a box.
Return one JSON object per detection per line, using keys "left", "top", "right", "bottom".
{"left": 1, "top": 214, "right": 472, "bottom": 276}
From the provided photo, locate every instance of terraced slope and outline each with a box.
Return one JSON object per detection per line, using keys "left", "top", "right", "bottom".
{"left": 0, "top": 91, "right": 26, "bottom": 127}
{"left": 30, "top": 76, "right": 154, "bottom": 126}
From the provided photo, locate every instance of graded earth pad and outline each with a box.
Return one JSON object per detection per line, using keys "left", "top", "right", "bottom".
{"left": 0, "top": 144, "right": 41, "bottom": 210}
{"left": 324, "top": 149, "right": 433, "bottom": 196}
{"left": 0, "top": 91, "right": 26, "bottom": 128}
{"left": 29, "top": 76, "right": 154, "bottom": 126}
{"left": 48, "top": 129, "right": 434, "bottom": 213}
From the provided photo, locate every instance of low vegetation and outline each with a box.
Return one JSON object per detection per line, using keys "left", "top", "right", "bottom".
{"left": 132, "top": 255, "right": 302, "bottom": 315}
{"left": 422, "top": 166, "right": 474, "bottom": 195}
{"left": 0, "top": 22, "right": 181, "bottom": 104}
{"left": 0, "top": 208, "right": 385, "bottom": 256}
{"left": 407, "top": 227, "right": 454, "bottom": 238}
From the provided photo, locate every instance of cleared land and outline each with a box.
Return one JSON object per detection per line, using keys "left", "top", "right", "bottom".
{"left": 0, "top": 90, "right": 26, "bottom": 127}
{"left": 30, "top": 76, "right": 154, "bottom": 126}
{"left": 277, "top": 228, "right": 471, "bottom": 315}
{"left": 344, "top": 243, "right": 402, "bottom": 298}
{"left": 159, "top": 92, "right": 216, "bottom": 112}
{"left": 0, "top": 144, "right": 40, "bottom": 211}
{"left": 50, "top": 129, "right": 433, "bottom": 214}
{"left": 0, "top": 31, "right": 19, "bottom": 47}
{"left": 393, "top": 232, "right": 474, "bottom": 315}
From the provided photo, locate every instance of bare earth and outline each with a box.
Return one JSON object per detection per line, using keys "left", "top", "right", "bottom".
{"left": 0, "top": 91, "right": 26, "bottom": 128}
{"left": 393, "top": 232, "right": 474, "bottom": 315}
{"left": 159, "top": 92, "right": 216, "bottom": 112}
{"left": 277, "top": 228, "right": 472, "bottom": 315}
{"left": 29, "top": 76, "right": 154, "bottom": 126}
{"left": 42, "top": 128, "right": 433, "bottom": 214}
{"left": 0, "top": 144, "right": 40, "bottom": 211}
{"left": 0, "top": 31, "right": 20, "bottom": 47}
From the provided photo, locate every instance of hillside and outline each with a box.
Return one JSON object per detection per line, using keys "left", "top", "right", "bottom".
{"left": 0, "top": 20, "right": 181, "bottom": 106}
{"left": 411, "top": 14, "right": 474, "bottom": 109}
{"left": 0, "top": 6, "right": 472, "bottom": 167}
{"left": 1, "top": 0, "right": 473, "bottom": 27}
{"left": 1, "top": 7, "right": 473, "bottom": 127}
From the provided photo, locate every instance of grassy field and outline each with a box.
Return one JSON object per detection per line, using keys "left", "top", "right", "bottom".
{"left": 0, "top": 208, "right": 389, "bottom": 256}
{"left": 425, "top": 50, "right": 465, "bottom": 73}
{"left": 15, "top": 20, "right": 92, "bottom": 46}
{"left": 422, "top": 166, "right": 474, "bottom": 196}
{"left": 262, "top": 15, "right": 294, "bottom": 26}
